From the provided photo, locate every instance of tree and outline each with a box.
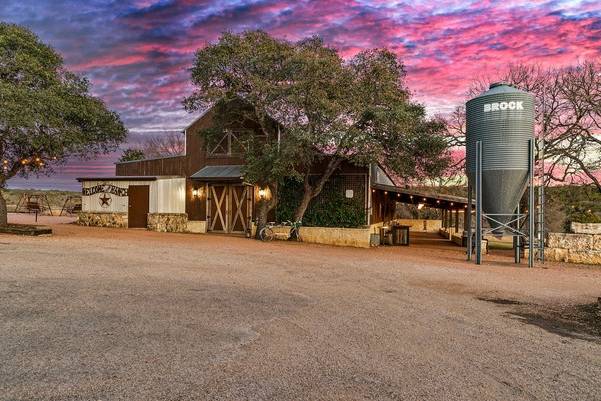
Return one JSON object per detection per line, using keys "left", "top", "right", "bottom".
{"left": 282, "top": 45, "right": 449, "bottom": 221}
{"left": 185, "top": 31, "right": 449, "bottom": 232}
{"left": 141, "top": 131, "right": 185, "bottom": 158}
{"left": 0, "top": 23, "right": 127, "bottom": 226}
{"left": 441, "top": 63, "right": 601, "bottom": 192}
{"left": 119, "top": 148, "right": 145, "bottom": 162}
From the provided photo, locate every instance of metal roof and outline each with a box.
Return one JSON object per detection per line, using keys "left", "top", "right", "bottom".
{"left": 190, "top": 165, "right": 244, "bottom": 181}
{"left": 371, "top": 183, "right": 472, "bottom": 210}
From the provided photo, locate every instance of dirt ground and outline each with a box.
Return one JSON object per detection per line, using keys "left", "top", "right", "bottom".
{"left": 1, "top": 214, "right": 601, "bottom": 401}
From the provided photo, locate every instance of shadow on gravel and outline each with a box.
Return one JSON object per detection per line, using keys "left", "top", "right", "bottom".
{"left": 478, "top": 297, "right": 601, "bottom": 343}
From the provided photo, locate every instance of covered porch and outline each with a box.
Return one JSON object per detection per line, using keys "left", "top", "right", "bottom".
{"left": 369, "top": 183, "right": 470, "bottom": 246}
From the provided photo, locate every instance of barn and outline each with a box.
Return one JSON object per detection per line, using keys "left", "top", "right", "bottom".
{"left": 78, "top": 102, "right": 470, "bottom": 239}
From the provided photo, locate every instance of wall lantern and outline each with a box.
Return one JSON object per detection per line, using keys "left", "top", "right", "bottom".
{"left": 258, "top": 188, "right": 267, "bottom": 199}
{"left": 192, "top": 187, "right": 205, "bottom": 199}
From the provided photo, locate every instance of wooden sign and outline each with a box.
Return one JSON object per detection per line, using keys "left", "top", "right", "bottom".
{"left": 82, "top": 184, "right": 128, "bottom": 197}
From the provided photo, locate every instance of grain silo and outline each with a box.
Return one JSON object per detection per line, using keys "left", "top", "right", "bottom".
{"left": 465, "top": 82, "right": 536, "bottom": 265}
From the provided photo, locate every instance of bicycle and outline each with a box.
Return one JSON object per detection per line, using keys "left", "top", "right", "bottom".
{"left": 258, "top": 220, "right": 302, "bottom": 242}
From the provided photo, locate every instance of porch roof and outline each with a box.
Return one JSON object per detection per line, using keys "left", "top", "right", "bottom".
{"left": 190, "top": 165, "right": 244, "bottom": 182}
{"left": 371, "top": 183, "right": 471, "bottom": 210}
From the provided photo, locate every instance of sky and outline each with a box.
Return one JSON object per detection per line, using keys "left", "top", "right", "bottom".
{"left": 2, "top": 0, "right": 601, "bottom": 191}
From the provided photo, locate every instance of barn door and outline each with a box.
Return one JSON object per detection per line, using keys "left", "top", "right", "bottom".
{"left": 207, "top": 184, "right": 253, "bottom": 233}
{"left": 229, "top": 185, "right": 251, "bottom": 234}
{"left": 208, "top": 184, "right": 228, "bottom": 232}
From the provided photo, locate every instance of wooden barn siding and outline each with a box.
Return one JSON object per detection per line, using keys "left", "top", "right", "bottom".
{"left": 370, "top": 188, "right": 398, "bottom": 224}
{"left": 115, "top": 106, "right": 372, "bottom": 224}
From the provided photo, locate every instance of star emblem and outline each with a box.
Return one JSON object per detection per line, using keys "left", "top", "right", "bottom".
{"left": 99, "top": 193, "right": 112, "bottom": 208}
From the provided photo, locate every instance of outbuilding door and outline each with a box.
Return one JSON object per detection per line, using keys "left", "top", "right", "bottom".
{"left": 128, "top": 185, "right": 149, "bottom": 228}
{"left": 207, "top": 184, "right": 252, "bottom": 234}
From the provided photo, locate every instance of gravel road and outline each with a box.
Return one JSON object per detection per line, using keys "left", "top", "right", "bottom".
{"left": 1, "top": 219, "right": 600, "bottom": 400}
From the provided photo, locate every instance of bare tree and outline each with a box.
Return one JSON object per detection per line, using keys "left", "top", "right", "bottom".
{"left": 142, "top": 131, "right": 185, "bottom": 158}
{"left": 441, "top": 62, "right": 601, "bottom": 192}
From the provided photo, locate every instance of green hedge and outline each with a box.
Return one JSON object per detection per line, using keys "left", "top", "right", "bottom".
{"left": 276, "top": 177, "right": 366, "bottom": 228}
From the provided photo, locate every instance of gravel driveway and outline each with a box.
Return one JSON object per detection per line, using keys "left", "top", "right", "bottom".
{"left": 1, "top": 221, "right": 600, "bottom": 401}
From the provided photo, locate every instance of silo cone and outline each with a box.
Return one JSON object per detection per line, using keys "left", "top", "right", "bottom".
{"left": 466, "top": 83, "right": 535, "bottom": 236}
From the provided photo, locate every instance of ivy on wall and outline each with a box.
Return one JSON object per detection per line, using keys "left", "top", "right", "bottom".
{"left": 276, "top": 176, "right": 366, "bottom": 228}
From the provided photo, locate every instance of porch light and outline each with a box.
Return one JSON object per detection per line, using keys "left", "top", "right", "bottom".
{"left": 192, "top": 188, "right": 199, "bottom": 197}
{"left": 258, "top": 188, "right": 267, "bottom": 199}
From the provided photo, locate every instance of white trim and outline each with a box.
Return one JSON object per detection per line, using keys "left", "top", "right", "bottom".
{"left": 184, "top": 106, "right": 213, "bottom": 131}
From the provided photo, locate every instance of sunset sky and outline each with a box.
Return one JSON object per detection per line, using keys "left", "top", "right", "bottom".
{"left": 2, "top": 0, "right": 601, "bottom": 190}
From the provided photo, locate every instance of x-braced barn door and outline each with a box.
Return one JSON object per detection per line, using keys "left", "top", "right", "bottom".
{"left": 207, "top": 184, "right": 253, "bottom": 233}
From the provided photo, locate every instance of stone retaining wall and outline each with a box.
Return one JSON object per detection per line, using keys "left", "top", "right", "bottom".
{"left": 147, "top": 213, "right": 188, "bottom": 233}
{"left": 546, "top": 232, "right": 601, "bottom": 265}
{"left": 394, "top": 219, "right": 442, "bottom": 232}
{"left": 78, "top": 212, "right": 127, "bottom": 228}
{"left": 187, "top": 220, "right": 207, "bottom": 234}
{"left": 271, "top": 226, "right": 371, "bottom": 248}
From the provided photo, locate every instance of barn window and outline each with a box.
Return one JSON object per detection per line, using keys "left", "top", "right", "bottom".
{"left": 208, "top": 130, "right": 246, "bottom": 156}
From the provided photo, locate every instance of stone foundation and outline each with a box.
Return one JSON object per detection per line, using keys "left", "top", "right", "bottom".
{"left": 545, "top": 232, "right": 601, "bottom": 265}
{"left": 187, "top": 220, "right": 207, "bottom": 234}
{"left": 147, "top": 213, "right": 188, "bottom": 233}
{"left": 271, "top": 225, "right": 371, "bottom": 248}
{"left": 78, "top": 212, "right": 127, "bottom": 228}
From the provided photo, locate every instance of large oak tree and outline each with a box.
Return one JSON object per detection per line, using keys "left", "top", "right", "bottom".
{"left": 185, "top": 31, "right": 449, "bottom": 232}
{"left": 0, "top": 23, "right": 127, "bottom": 225}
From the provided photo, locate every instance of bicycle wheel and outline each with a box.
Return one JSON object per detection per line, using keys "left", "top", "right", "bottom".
{"left": 291, "top": 227, "right": 302, "bottom": 242}
{"left": 259, "top": 226, "right": 275, "bottom": 241}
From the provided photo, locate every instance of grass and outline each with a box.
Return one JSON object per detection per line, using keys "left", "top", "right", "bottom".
{"left": 1, "top": 189, "right": 80, "bottom": 212}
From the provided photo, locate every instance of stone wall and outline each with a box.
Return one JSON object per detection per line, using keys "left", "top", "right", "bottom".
{"left": 393, "top": 219, "right": 442, "bottom": 232}
{"left": 187, "top": 220, "right": 207, "bottom": 234}
{"left": 271, "top": 225, "right": 371, "bottom": 248}
{"left": 78, "top": 212, "right": 127, "bottom": 228}
{"left": 147, "top": 213, "right": 188, "bottom": 233}
{"left": 546, "top": 232, "right": 601, "bottom": 265}
{"left": 571, "top": 222, "right": 601, "bottom": 235}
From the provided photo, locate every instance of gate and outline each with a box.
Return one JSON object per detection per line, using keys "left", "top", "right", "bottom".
{"left": 207, "top": 184, "right": 253, "bottom": 234}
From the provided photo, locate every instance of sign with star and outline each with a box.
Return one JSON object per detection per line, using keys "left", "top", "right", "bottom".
{"left": 99, "top": 193, "right": 112, "bottom": 208}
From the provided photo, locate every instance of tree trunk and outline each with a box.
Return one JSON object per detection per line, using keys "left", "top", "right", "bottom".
{"left": 0, "top": 189, "right": 8, "bottom": 227}
{"left": 293, "top": 157, "right": 343, "bottom": 223}
{"left": 293, "top": 187, "right": 313, "bottom": 222}
{"left": 254, "top": 183, "right": 277, "bottom": 239}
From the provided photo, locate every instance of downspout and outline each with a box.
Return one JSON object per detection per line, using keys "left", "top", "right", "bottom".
{"left": 366, "top": 164, "right": 372, "bottom": 226}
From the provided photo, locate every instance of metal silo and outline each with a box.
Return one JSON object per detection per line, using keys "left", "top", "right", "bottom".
{"left": 466, "top": 82, "right": 535, "bottom": 233}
